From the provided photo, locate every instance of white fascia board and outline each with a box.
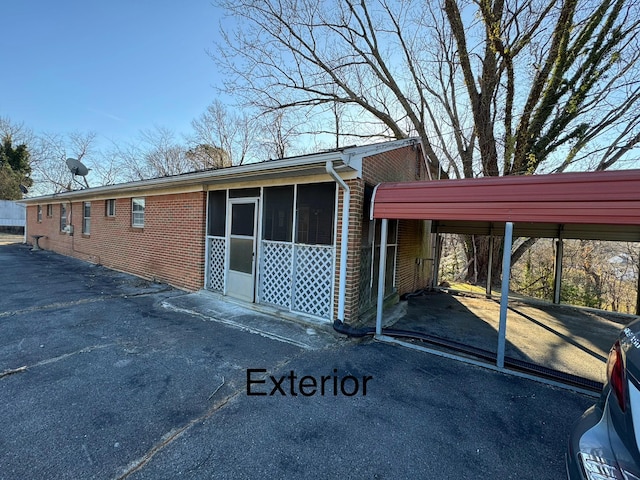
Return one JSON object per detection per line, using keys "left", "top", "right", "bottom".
{"left": 19, "top": 138, "right": 418, "bottom": 205}
{"left": 20, "top": 151, "right": 348, "bottom": 205}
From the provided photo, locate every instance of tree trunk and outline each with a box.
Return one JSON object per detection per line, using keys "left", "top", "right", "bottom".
{"left": 511, "top": 238, "right": 539, "bottom": 266}
{"left": 464, "top": 235, "right": 503, "bottom": 286}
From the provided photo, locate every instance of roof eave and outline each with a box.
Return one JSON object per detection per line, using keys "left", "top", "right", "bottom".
{"left": 20, "top": 150, "right": 354, "bottom": 204}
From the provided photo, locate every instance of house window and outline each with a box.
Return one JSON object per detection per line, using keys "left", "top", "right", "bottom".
{"left": 132, "top": 198, "right": 145, "bottom": 227}
{"left": 373, "top": 219, "right": 399, "bottom": 296}
{"left": 60, "top": 204, "right": 67, "bottom": 231}
{"left": 37, "top": 205, "right": 42, "bottom": 223}
{"left": 106, "top": 199, "right": 116, "bottom": 217}
{"left": 83, "top": 202, "right": 91, "bottom": 234}
{"left": 46, "top": 204, "right": 53, "bottom": 218}
{"left": 295, "top": 183, "right": 336, "bottom": 245}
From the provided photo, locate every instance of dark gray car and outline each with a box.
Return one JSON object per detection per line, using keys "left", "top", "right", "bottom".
{"left": 567, "top": 318, "right": 640, "bottom": 479}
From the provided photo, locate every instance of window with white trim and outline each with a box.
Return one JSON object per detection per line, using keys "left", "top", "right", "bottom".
{"left": 60, "top": 204, "right": 67, "bottom": 231}
{"left": 37, "top": 205, "right": 42, "bottom": 223}
{"left": 106, "top": 199, "right": 116, "bottom": 217}
{"left": 132, "top": 198, "right": 145, "bottom": 227}
{"left": 83, "top": 202, "right": 91, "bottom": 234}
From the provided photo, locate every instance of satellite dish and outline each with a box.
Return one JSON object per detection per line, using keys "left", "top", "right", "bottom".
{"left": 66, "top": 158, "right": 89, "bottom": 176}
{"left": 66, "top": 158, "right": 90, "bottom": 188}
{"left": 19, "top": 184, "right": 28, "bottom": 194}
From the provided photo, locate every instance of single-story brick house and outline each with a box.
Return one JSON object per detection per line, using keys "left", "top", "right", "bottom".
{"left": 22, "top": 139, "right": 433, "bottom": 325}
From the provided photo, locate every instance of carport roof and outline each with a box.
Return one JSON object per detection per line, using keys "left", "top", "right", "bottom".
{"left": 371, "top": 169, "right": 640, "bottom": 241}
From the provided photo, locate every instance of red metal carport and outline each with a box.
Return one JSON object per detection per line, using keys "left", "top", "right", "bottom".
{"left": 370, "top": 169, "right": 640, "bottom": 374}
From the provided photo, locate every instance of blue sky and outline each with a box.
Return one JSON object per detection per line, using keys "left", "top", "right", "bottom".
{"left": 2, "top": 1, "right": 225, "bottom": 146}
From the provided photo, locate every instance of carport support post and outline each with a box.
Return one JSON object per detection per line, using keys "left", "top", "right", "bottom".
{"left": 553, "top": 238, "right": 564, "bottom": 304}
{"left": 486, "top": 235, "right": 494, "bottom": 298}
{"left": 497, "top": 222, "right": 514, "bottom": 369}
{"left": 376, "top": 218, "right": 389, "bottom": 336}
{"left": 432, "top": 234, "right": 442, "bottom": 288}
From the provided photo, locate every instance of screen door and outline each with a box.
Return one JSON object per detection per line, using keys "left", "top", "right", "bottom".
{"left": 226, "top": 199, "right": 258, "bottom": 302}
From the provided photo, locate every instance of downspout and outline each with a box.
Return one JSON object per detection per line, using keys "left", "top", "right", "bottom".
{"left": 23, "top": 204, "right": 27, "bottom": 244}
{"left": 326, "top": 160, "right": 349, "bottom": 323}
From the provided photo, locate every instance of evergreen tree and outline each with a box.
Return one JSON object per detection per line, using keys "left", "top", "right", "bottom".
{"left": 0, "top": 136, "right": 32, "bottom": 200}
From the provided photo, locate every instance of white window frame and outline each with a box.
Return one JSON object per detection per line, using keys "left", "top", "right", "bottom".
{"left": 83, "top": 202, "right": 91, "bottom": 234}
{"left": 60, "top": 204, "right": 67, "bottom": 231}
{"left": 37, "top": 205, "right": 42, "bottom": 223}
{"left": 132, "top": 198, "right": 145, "bottom": 227}
{"left": 106, "top": 199, "right": 116, "bottom": 217}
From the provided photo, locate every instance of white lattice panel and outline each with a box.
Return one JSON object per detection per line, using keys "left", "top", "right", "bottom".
{"left": 259, "top": 241, "right": 293, "bottom": 308}
{"left": 292, "top": 245, "right": 334, "bottom": 318}
{"left": 359, "top": 246, "right": 373, "bottom": 313}
{"left": 208, "top": 237, "right": 225, "bottom": 292}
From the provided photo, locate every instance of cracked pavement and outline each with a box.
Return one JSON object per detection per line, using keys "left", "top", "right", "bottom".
{"left": 0, "top": 241, "right": 595, "bottom": 479}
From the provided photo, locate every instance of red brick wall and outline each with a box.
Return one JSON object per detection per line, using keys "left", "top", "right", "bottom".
{"left": 333, "top": 178, "right": 365, "bottom": 323}
{"left": 335, "top": 144, "right": 432, "bottom": 323}
{"left": 362, "top": 144, "right": 424, "bottom": 185}
{"left": 26, "top": 192, "right": 206, "bottom": 291}
{"left": 396, "top": 219, "right": 431, "bottom": 294}
{"left": 25, "top": 143, "right": 431, "bottom": 324}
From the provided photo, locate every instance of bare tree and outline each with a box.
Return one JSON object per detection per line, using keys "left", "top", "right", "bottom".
{"left": 189, "top": 100, "right": 257, "bottom": 166}
{"left": 185, "top": 143, "right": 231, "bottom": 170}
{"left": 117, "top": 126, "right": 193, "bottom": 181}
{"left": 214, "top": 0, "right": 640, "bottom": 283}
{"left": 30, "top": 131, "right": 98, "bottom": 194}
{"left": 216, "top": 0, "right": 640, "bottom": 176}
{"left": 0, "top": 116, "right": 34, "bottom": 145}
{"left": 258, "top": 110, "right": 305, "bottom": 159}
{"left": 91, "top": 148, "right": 127, "bottom": 187}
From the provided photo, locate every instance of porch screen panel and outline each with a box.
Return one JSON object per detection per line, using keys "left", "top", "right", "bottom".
{"left": 259, "top": 186, "right": 294, "bottom": 308}
{"left": 295, "top": 183, "right": 335, "bottom": 245}
{"left": 263, "top": 186, "right": 293, "bottom": 241}
{"left": 207, "top": 190, "right": 226, "bottom": 237}
{"left": 291, "top": 182, "right": 336, "bottom": 319}
{"left": 207, "top": 190, "right": 227, "bottom": 292}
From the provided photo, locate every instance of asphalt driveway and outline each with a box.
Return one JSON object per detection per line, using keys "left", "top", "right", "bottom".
{"left": 0, "top": 241, "right": 594, "bottom": 479}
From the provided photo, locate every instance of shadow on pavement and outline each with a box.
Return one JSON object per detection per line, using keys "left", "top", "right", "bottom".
{"left": 386, "top": 289, "right": 631, "bottom": 386}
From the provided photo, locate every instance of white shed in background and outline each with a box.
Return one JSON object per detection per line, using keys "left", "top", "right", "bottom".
{"left": 0, "top": 200, "right": 26, "bottom": 227}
